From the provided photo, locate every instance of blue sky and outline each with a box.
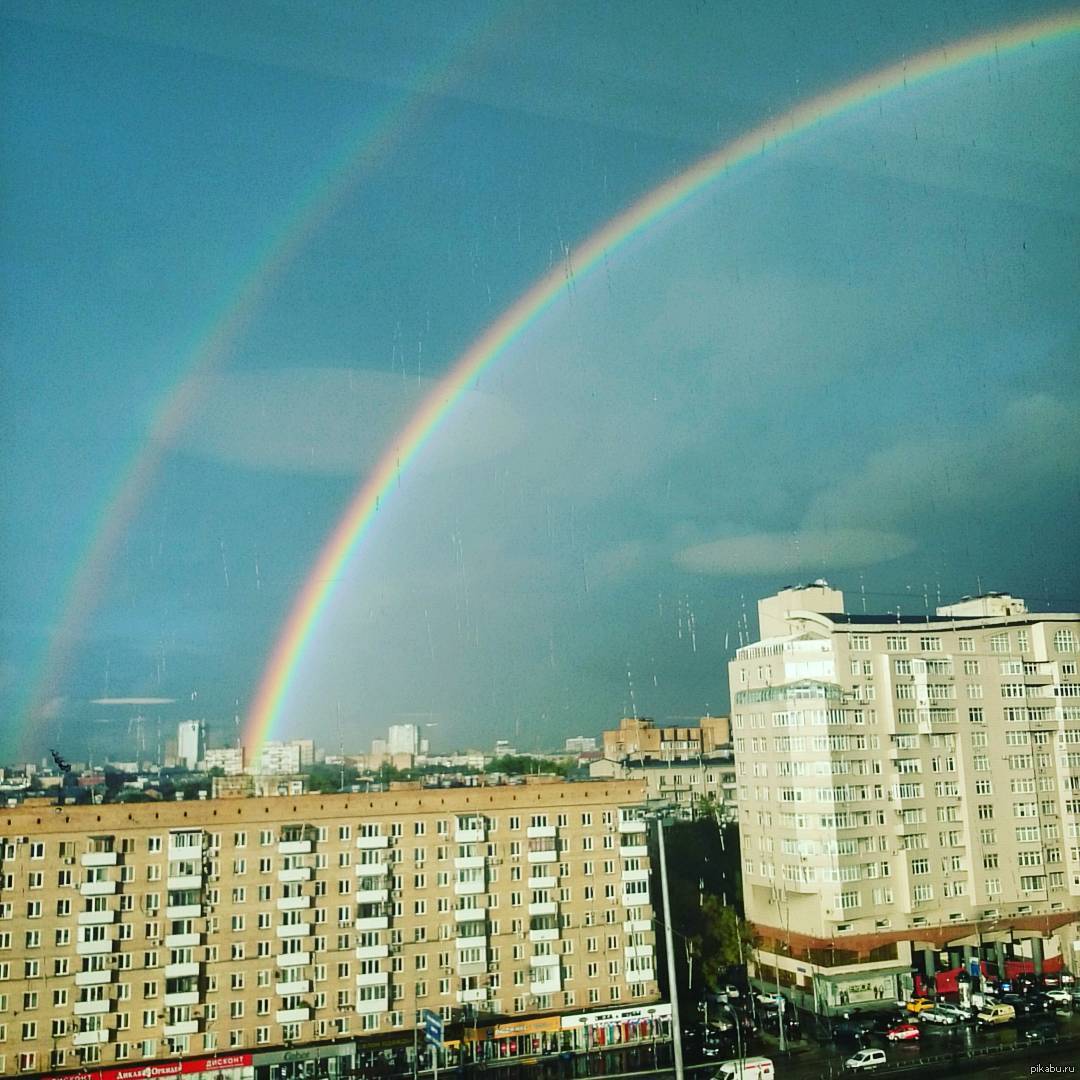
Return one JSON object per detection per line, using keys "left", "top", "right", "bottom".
{"left": 2, "top": 1, "right": 1077, "bottom": 761}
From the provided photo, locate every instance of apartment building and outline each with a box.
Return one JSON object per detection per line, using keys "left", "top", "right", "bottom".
{"left": 0, "top": 780, "right": 664, "bottom": 1078}
{"left": 729, "top": 583, "right": 1080, "bottom": 1013}
{"left": 591, "top": 717, "right": 736, "bottom": 819}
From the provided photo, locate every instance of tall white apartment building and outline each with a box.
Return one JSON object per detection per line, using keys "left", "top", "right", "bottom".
{"left": 177, "top": 721, "right": 206, "bottom": 771}
{"left": 729, "top": 583, "right": 1080, "bottom": 1013}
{"left": 386, "top": 725, "right": 420, "bottom": 757}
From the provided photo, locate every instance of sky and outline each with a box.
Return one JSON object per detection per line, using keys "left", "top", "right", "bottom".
{"left": 2, "top": 1, "right": 1078, "bottom": 763}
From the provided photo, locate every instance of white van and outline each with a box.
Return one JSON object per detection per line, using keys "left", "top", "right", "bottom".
{"left": 845, "top": 1048, "right": 886, "bottom": 1071}
{"left": 715, "top": 1057, "right": 775, "bottom": 1080}
{"left": 977, "top": 1002, "right": 1016, "bottom": 1026}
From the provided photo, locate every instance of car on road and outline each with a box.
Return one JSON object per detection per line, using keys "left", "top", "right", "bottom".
{"left": 903, "top": 997, "right": 935, "bottom": 1014}
{"left": 930, "top": 1002, "right": 972, "bottom": 1023}
{"left": 713, "top": 1055, "right": 775, "bottom": 1080}
{"left": 919, "top": 1007, "right": 956, "bottom": 1025}
{"left": 977, "top": 1002, "right": 1016, "bottom": 1026}
{"left": 756, "top": 992, "right": 784, "bottom": 1009}
{"left": 844, "top": 1048, "right": 886, "bottom": 1071}
{"left": 885, "top": 1021, "right": 920, "bottom": 1041}
{"left": 1043, "top": 989, "right": 1071, "bottom": 1007}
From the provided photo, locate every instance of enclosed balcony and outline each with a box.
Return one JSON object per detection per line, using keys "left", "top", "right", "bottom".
{"left": 623, "top": 918, "right": 651, "bottom": 933}
{"left": 457, "top": 988, "right": 488, "bottom": 1004}
{"left": 165, "top": 903, "right": 201, "bottom": 919}
{"left": 275, "top": 978, "right": 311, "bottom": 995}
{"left": 274, "top": 1007, "right": 311, "bottom": 1023}
{"left": 354, "top": 943, "right": 389, "bottom": 960}
{"left": 75, "top": 969, "right": 114, "bottom": 987}
{"left": 78, "top": 910, "right": 116, "bottom": 926}
{"left": 617, "top": 818, "right": 647, "bottom": 835}
{"left": 526, "top": 849, "right": 557, "bottom": 865}
{"left": 166, "top": 874, "right": 202, "bottom": 892}
{"left": 164, "top": 933, "right": 201, "bottom": 948}
{"left": 354, "top": 889, "right": 389, "bottom": 904}
{"left": 454, "top": 878, "right": 485, "bottom": 896}
{"left": 278, "top": 839, "right": 313, "bottom": 855}
{"left": 356, "top": 834, "right": 390, "bottom": 850}
{"left": 354, "top": 915, "right": 389, "bottom": 931}
{"left": 163, "top": 1020, "right": 200, "bottom": 1036}
{"left": 164, "top": 991, "right": 201, "bottom": 1007}
{"left": 527, "top": 901, "right": 558, "bottom": 917}
{"left": 355, "top": 991, "right": 389, "bottom": 1015}
{"left": 527, "top": 875, "right": 557, "bottom": 890}
{"left": 276, "top": 951, "right": 311, "bottom": 968}
{"left": 453, "top": 855, "right": 486, "bottom": 870}
{"left": 454, "top": 907, "right": 485, "bottom": 923}
{"left": 277, "top": 867, "right": 313, "bottom": 883}
{"left": 354, "top": 861, "right": 389, "bottom": 878}
{"left": 276, "top": 895, "right": 312, "bottom": 911}
{"left": 73, "top": 999, "right": 111, "bottom": 1016}
{"left": 620, "top": 868, "right": 650, "bottom": 884}
{"left": 76, "top": 938, "right": 114, "bottom": 956}
{"left": 619, "top": 843, "right": 648, "bottom": 858}
{"left": 355, "top": 971, "right": 390, "bottom": 987}
{"left": 81, "top": 851, "right": 118, "bottom": 868}
{"left": 164, "top": 962, "right": 200, "bottom": 979}
{"left": 80, "top": 880, "right": 117, "bottom": 897}
{"left": 526, "top": 824, "right": 556, "bottom": 840}
{"left": 454, "top": 818, "right": 486, "bottom": 844}
{"left": 276, "top": 923, "right": 312, "bottom": 938}
{"left": 73, "top": 1030, "right": 111, "bottom": 1046}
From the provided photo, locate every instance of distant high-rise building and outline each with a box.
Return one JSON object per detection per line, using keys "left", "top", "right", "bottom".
{"left": 176, "top": 720, "right": 205, "bottom": 770}
{"left": 289, "top": 737, "right": 315, "bottom": 767}
{"left": 565, "top": 736, "right": 598, "bottom": 752}
{"left": 386, "top": 724, "right": 419, "bottom": 756}
{"left": 730, "top": 583, "right": 1080, "bottom": 1013}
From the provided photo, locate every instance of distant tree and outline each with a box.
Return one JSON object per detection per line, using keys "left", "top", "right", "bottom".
{"left": 485, "top": 755, "right": 572, "bottom": 777}
{"left": 306, "top": 763, "right": 358, "bottom": 792}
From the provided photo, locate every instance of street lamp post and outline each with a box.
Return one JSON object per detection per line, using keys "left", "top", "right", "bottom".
{"left": 655, "top": 814, "right": 685, "bottom": 1080}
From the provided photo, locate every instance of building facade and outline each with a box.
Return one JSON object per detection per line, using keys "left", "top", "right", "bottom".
{"left": 0, "top": 780, "right": 662, "bottom": 1076}
{"left": 730, "top": 584, "right": 1080, "bottom": 1012}
{"left": 592, "top": 717, "right": 736, "bottom": 819}
{"left": 177, "top": 722, "right": 206, "bottom": 772}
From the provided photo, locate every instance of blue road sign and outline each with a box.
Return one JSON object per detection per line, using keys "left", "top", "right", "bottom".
{"left": 422, "top": 1008, "right": 443, "bottom": 1049}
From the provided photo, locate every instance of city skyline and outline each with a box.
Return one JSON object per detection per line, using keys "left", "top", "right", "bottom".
{"left": 3, "top": 3, "right": 1078, "bottom": 761}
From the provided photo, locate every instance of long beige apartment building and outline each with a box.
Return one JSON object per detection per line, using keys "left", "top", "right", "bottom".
{"left": 730, "top": 583, "right": 1080, "bottom": 1013}
{"left": 0, "top": 779, "right": 666, "bottom": 1078}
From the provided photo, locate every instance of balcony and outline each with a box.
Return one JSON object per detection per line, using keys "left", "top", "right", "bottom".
{"left": 164, "top": 933, "right": 201, "bottom": 948}
{"left": 164, "top": 991, "right": 201, "bottom": 1007}
{"left": 78, "top": 910, "right": 115, "bottom": 926}
{"left": 167, "top": 842, "right": 203, "bottom": 862}
{"left": 166, "top": 874, "right": 202, "bottom": 891}
{"left": 355, "top": 992, "right": 389, "bottom": 1015}
{"left": 621, "top": 869, "right": 650, "bottom": 884}
{"left": 527, "top": 901, "right": 557, "bottom": 917}
{"left": 530, "top": 977, "right": 561, "bottom": 995}
{"left": 453, "top": 856, "right": 486, "bottom": 870}
{"left": 354, "top": 861, "right": 389, "bottom": 878}
{"left": 73, "top": 999, "right": 111, "bottom": 1016}
{"left": 81, "top": 851, "right": 118, "bottom": 868}
{"left": 73, "top": 1030, "right": 110, "bottom": 1046}
{"left": 526, "top": 824, "right": 557, "bottom": 839}
{"left": 276, "top": 923, "right": 312, "bottom": 939}
{"left": 634, "top": 967, "right": 656, "bottom": 983}
{"left": 356, "top": 835, "right": 390, "bottom": 850}
{"left": 276, "top": 951, "right": 311, "bottom": 968}
{"left": 355, "top": 915, "right": 389, "bottom": 931}
{"left": 623, "top": 919, "right": 651, "bottom": 933}
{"left": 355, "top": 971, "right": 390, "bottom": 987}
{"left": 354, "top": 889, "right": 389, "bottom": 904}
{"left": 454, "top": 907, "right": 485, "bottom": 923}
{"left": 455, "top": 938, "right": 487, "bottom": 954}
{"left": 528, "top": 927, "right": 559, "bottom": 943}
{"left": 618, "top": 819, "right": 647, "bottom": 835}
{"left": 619, "top": 844, "right": 648, "bottom": 858}
{"left": 355, "top": 944, "right": 389, "bottom": 960}
{"left": 165, "top": 904, "right": 201, "bottom": 919}
{"left": 624, "top": 944, "right": 654, "bottom": 959}
{"left": 454, "top": 880, "right": 485, "bottom": 896}
{"left": 76, "top": 938, "right": 114, "bottom": 956}
{"left": 454, "top": 826, "right": 485, "bottom": 844}
{"left": 165, "top": 962, "right": 201, "bottom": 979}
{"left": 278, "top": 867, "right": 313, "bottom": 883}
{"left": 163, "top": 1020, "right": 200, "bottom": 1037}
{"left": 526, "top": 850, "right": 557, "bottom": 865}
{"left": 276, "top": 978, "right": 311, "bottom": 995}
{"left": 527, "top": 875, "right": 557, "bottom": 890}
{"left": 457, "top": 988, "right": 488, "bottom": 1004}
{"left": 274, "top": 1007, "right": 312, "bottom": 1023}
{"left": 278, "top": 839, "right": 313, "bottom": 855}
{"left": 80, "top": 880, "right": 117, "bottom": 897}
{"left": 277, "top": 895, "right": 313, "bottom": 911}
{"left": 75, "top": 970, "right": 114, "bottom": 987}
{"left": 529, "top": 954, "right": 559, "bottom": 969}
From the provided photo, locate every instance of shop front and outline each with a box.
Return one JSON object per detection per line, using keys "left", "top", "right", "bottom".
{"left": 41, "top": 1053, "right": 254, "bottom": 1080}
{"left": 252, "top": 1042, "right": 353, "bottom": 1080}
{"left": 559, "top": 1003, "right": 672, "bottom": 1052}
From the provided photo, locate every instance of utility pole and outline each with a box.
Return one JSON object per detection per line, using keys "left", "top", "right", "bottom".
{"left": 656, "top": 816, "right": 685, "bottom": 1080}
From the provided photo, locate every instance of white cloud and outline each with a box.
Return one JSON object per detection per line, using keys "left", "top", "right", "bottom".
{"left": 674, "top": 528, "right": 916, "bottom": 576}
{"left": 173, "top": 368, "right": 523, "bottom": 476}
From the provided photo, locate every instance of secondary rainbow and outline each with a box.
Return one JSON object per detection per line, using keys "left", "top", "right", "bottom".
{"left": 245, "top": 9, "right": 1079, "bottom": 750}
{"left": 17, "top": 10, "right": 507, "bottom": 752}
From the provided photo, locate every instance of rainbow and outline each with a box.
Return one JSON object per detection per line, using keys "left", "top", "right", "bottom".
{"left": 245, "top": 9, "right": 1080, "bottom": 752}
{"left": 18, "top": 9, "right": 510, "bottom": 751}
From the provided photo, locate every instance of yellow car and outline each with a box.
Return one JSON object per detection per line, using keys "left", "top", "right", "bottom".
{"left": 905, "top": 997, "right": 935, "bottom": 1013}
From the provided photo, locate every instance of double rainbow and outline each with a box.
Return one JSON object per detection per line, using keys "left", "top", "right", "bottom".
{"left": 244, "top": 10, "right": 1080, "bottom": 751}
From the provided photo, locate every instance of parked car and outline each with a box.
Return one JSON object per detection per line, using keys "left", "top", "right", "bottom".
{"left": 904, "top": 997, "right": 935, "bottom": 1014}
{"left": 844, "top": 1048, "right": 886, "bottom": 1072}
{"left": 724, "top": 984, "right": 742, "bottom": 999}
{"left": 931, "top": 1002, "right": 972, "bottom": 1023}
{"left": 920, "top": 1008, "right": 956, "bottom": 1025}
{"left": 1043, "top": 989, "right": 1071, "bottom": 1008}
{"left": 886, "top": 1022, "right": 920, "bottom": 1042}
{"left": 756, "top": 992, "right": 784, "bottom": 1009}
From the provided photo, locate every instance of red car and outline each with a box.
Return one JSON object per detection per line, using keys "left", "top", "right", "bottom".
{"left": 886, "top": 1021, "right": 920, "bottom": 1042}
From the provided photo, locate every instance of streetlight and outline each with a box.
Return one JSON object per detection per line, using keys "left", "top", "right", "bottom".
{"left": 650, "top": 808, "right": 685, "bottom": 1080}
